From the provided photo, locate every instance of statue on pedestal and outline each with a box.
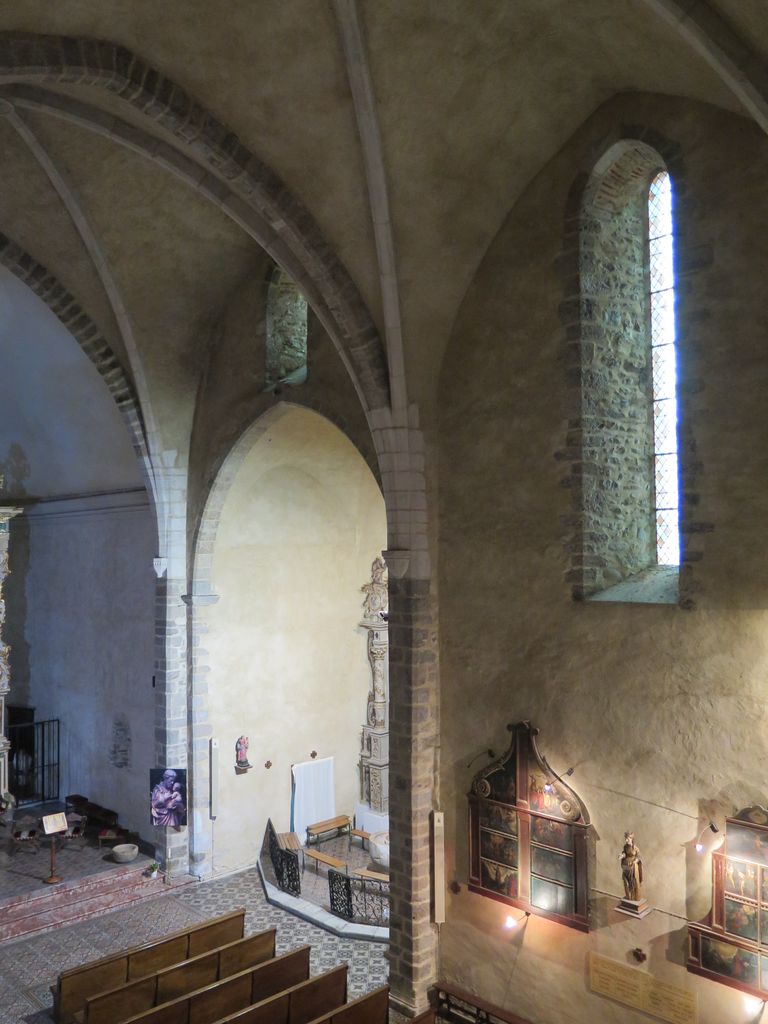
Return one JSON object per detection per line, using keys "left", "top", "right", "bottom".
{"left": 621, "top": 831, "right": 643, "bottom": 901}
{"left": 616, "top": 829, "right": 651, "bottom": 919}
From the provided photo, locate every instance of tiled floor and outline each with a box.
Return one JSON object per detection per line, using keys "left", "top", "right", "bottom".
{"left": 0, "top": 866, "right": 391, "bottom": 1024}
{"left": 296, "top": 835, "right": 382, "bottom": 910}
{"left": 0, "top": 828, "right": 151, "bottom": 902}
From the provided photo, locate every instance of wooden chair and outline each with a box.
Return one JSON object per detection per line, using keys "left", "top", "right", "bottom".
{"left": 54, "top": 909, "right": 247, "bottom": 1022}
{"left": 305, "top": 985, "right": 389, "bottom": 1023}
{"left": 10, "top": 825, "right": 40, "bottom": 852}
{"left": 74, "top": 930, "right": 280, "bottom": 1024}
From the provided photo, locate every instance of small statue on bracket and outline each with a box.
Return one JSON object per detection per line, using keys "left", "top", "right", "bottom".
{"left": 235, "top": 736, "right": 252, "bottom": 773}
{"left": 616, "top": 831, "right": 651, "bottom": 919}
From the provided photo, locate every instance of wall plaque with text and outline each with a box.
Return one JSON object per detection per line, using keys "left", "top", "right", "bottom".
{"left": 589, "top": 953, "right": 697, "bottom": 1024}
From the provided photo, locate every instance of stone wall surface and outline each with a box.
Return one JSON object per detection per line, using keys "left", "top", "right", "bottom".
{"left": 437, "top": 93, "right": 768, "bottom": 1024}
{"left": 20, "top": 498, "right": 155, "bottom": 836}
{"left": 201, "top": 405, "right": 386, "bottom": 877}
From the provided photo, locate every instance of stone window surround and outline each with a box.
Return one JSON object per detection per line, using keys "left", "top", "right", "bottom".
{"left": 558, "top": 126, "right": 710, "bottom": 611}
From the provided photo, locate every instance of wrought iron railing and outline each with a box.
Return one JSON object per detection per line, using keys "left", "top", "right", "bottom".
{"left": 328, "top": 868, "right": 390, "bottom": 927}
{"left": 265, "top": 818, "right": 301, "bottom": 897}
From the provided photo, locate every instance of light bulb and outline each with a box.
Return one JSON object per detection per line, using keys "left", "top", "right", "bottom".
{"left": 544, "top": 783, "right": 554, "bottom": 794}
{"left": 504, "top": 915, "right": 518, "bottom": 929}
{"left": 695, "top": 842, "right": 704, "bottom": 853}
{"left": 742, "top": 993, "right": 764, "bottom": 1015}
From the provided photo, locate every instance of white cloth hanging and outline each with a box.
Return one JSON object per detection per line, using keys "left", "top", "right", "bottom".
{"left": 291, "top": 757, "right": 335, "bottom": 844}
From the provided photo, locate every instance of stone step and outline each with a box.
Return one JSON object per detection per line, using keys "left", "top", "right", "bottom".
{"left": 0, "top": 866, "right": 184, "bottom": 944}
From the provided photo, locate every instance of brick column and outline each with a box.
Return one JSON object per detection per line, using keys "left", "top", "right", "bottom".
{"left": 386, "top": 557, "right": 439, "bottom": 1016}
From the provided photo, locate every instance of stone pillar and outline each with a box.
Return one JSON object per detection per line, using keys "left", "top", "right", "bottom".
{"left": 357, "top": 557, "right": 389, "bottom": 822}
{"left": 0, "top": 507, "right": 22, "bottom": 802}
{"left": 385, "top": 553, "right": 439, "bottom": 1017}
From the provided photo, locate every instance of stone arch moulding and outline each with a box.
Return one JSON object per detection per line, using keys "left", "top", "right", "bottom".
{"left": 0, "top": 230, "right": 152, "bottom": 484}
{"left": 185, "top": 401, "right": 383, "bottom": 878}
{"left": 0, "top": 32, "right": 390, "bottom": 417}
{"left": 557, "top": 126, "right": 707, "bottom": 609}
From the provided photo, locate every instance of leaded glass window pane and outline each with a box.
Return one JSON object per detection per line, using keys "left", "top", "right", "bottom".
{"left": 648, "top": 171, "right": 680, "bottom": 566}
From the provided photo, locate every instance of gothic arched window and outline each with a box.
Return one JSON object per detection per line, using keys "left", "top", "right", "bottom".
{"left": 570, "top": 142, "right": 680, "bottom": 603}
{"left": 648, "top": 171, "right": 680, "bottom": 567}
{"left": 265, "top": 267, "right": 308, "bottom": 389}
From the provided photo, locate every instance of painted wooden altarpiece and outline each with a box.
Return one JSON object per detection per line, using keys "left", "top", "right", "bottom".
{"left": 688, "top": 806, "right": 768, "bottom": 998}
{"left": 468, "top": 721, "right": 591, "bottom": 931}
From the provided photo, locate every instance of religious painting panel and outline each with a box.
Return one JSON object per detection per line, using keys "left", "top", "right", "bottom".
{"left": 530, "top": 815, "right": 573, "bottom": 852}
{"left": 150, "top": 767, "right": 187, "bottom": 827}
{"left": 724, "top": 899, "right": 759, "bottom": 943}
{"left": 469, "top": 722, "right": 590, "bottom": 931}
{"left": 479, "top": 801, "right": 518, "bottom": 838}
{"left": 480, "top": 830, "right": 518, "bottom": 869}
{"left": 727, "top": 821, "right": 768, "bottom": 867}
{"left": 481, "top": 859, "right": 518, "bottom": 898}
{"left": 531, "top": 876, "right": 574, "bottom": 916}
{"left": 761, "top": 955, "right": 768, "bottom": 993}
{"left": 725, "top": 859, "right": 758, "bottom": 900}
{"left": 531, "top": 844, "right": 574, "bottom": 887}
{"left": 700, "top": 936, "right": 758, "bottom": 988}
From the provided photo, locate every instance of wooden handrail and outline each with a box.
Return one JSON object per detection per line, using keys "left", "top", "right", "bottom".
{"left": 436, "top": 980, "right": 533, "bottom": 1024}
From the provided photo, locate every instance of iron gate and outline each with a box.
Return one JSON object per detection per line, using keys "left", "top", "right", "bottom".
{"left": 8, "top": 719, "right": 60, "bottom": 805}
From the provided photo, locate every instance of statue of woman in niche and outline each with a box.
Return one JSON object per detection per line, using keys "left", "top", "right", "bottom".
{"left": 621, "top": 831, "right": 643, "bottom": 901}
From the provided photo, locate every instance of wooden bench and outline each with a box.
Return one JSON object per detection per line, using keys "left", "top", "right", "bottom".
{"left": 348, "top": 828, "right": 369, "bottom": 850}
{"left": 436, "top": 980, "right": 534, "bottom": 1023}
{"left": 122, "top": 961, "right": 344, "bottom": 1024}
{"left": 65, "top": 795, "right": 119, "bottom": 830}
{"left": 305, "top": 815, "right": 351, "bottom": 846}
{"left": 98, "top": 827, "right": 139, "bottom": 849}
{"left": 306, "top": 985, "right": 389, "bottom": 1024}
{"left": 277, "top": 831, "right": 301, "bottom": 852}
{"left": 53, "top": 909, "right": 246, "bottom": 1022}
{"left": 411, "top": 1009, "right": 436, "bottom": 1024}
{"left": 73, "top": 929, "right": 278, "bottom": 1024}
{"left": 212, "top": 964, "right": 348, "bottom": 1024}
{"left": 354, "top": 868, "right": 388, "bottom": 883}
{"left": 302, "top": 849, "right": 347, "bottom": 874}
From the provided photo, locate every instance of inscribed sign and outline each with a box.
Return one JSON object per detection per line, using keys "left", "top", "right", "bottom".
{"left": 589, "top": 953, "right": 697, "bottom": 1024}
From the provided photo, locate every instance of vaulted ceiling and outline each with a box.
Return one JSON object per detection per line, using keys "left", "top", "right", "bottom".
{"left": 0, "top": 0, "right": 764, "bottom": 492}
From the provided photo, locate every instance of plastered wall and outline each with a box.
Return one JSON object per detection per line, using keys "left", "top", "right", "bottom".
{"left": 204, "top": 406, "right": 386, "bottom": 877}
{"left": 437, "top": 94, "right": 768, "bottom": 1024}
{"left": 18, "top": 496, "right": 155, "bottom": 837}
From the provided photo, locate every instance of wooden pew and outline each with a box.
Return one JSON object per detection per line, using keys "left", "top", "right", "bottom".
{"left": 54, "top": 909, "right": 247, "bottom": 1023}
{"left": 120, "top": 947, "right": 324, "bottom": 1024}
{"left": 305, "top": 985, "right": 389, "bottom": 1024}
{"left": 213, "top": 965, "right": 349, "bottom": 1024}
{"left": 75, "top": 929, "right": 278, "bottom": 1024}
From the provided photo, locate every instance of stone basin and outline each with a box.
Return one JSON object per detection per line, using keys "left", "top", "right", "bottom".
{"left": 369, "top": 831, "right": 390, "bottom": 869}
{"left": 112, "top": 843, "right": 139, "bottom": 863}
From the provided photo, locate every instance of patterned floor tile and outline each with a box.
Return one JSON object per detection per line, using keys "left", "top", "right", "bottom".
{"left": 0, "top": 866, "right": 391, "bottom": 1024}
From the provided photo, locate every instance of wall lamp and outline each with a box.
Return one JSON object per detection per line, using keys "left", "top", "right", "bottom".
{"left": 543, "top": 765, "right": 574, "bottom": 794}
{"left": 695, "top": 821, "right": 720, "bottom": 853}
{"left": 504, "top": 911, "right": 531, "bottom": 930}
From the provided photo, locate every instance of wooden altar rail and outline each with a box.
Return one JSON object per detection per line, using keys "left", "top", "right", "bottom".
{"left": 305, "top": 984, "right": 389, "bottom": 1023}
{"left": 74, "top": 930, "right": 282, "bottom": 1024}
{"left": 123, "top": 963, "right": 347, "bottom": 1024}
{"left": 54, "top": 909, "right": 246, "bottom": 1022}
{"left": 436, "top": 981, "right": 533, "bottom": 1024}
